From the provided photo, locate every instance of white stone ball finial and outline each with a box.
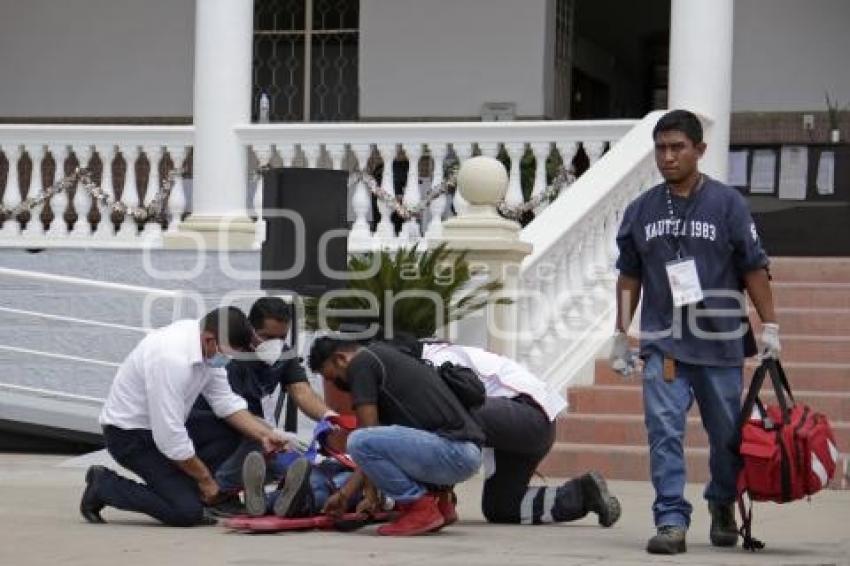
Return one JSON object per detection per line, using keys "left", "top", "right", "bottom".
{"left": 457, "top": 156, "right": 507, "bottom": 207}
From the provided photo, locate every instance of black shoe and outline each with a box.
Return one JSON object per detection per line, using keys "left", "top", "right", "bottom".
{"left": 205, "top": 492, "right": 246, "bottom": 518}
{"left": 647, "top": 525, "right": 688, "bottom": 554}
{"left": 580, "top": 471, "right": 621, "bottom": 527}
{"left": 242, "top": 451, "right": 268, "bottom": 517}
{"left": 80, "top": 465, "right": 108, "bottom": 524}
{"left": 708, "top": 501, "right": 738, "bottom": 547}
{"left": 272, "top": 458, "right": 314, "bottom": 518}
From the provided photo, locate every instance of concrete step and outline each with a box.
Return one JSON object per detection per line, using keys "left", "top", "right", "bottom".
{"left": 772, "top": 282, "right": 850, "bottom": 309}
{"left": 555, "top": 413, "right": 850, "bottom": 449}
{"left": 780, "top": 335, "right": 850, "bottom": 364}
{"left": 568, "top": 384, "right": 850, "bottom": 420}
{"left": 593, "top": 359, "right": 850, "bottom": 392}
{"left": 538, "top": 442, "right": 850, "bottom": 489}
{"left": 769, "top": 258, "right": 850, "bottom": 284}
{"left": 754, "top": 308, "right": 850, "bottom": 335}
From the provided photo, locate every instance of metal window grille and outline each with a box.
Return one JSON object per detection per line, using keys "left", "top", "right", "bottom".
{"left": 252, "top": 0, "right": 359, "bottom": 122}
{"left": 554, "top": 0, "right": 575, "bottom": 119}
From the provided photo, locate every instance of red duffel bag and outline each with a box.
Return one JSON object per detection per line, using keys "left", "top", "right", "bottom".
{"left": 736, "top": 359, "right": 840, "bottom": 550}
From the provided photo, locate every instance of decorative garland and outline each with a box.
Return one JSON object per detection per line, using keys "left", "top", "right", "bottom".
{"left": 0, "top": 168, "right": 177, "bottom": 223}
{"left": 349, "top": 164, "right": 575, "bottom": 221}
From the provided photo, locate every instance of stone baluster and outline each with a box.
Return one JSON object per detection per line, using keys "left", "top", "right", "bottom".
{"left": 278, "top": 144, "right": 296, "bottom": 168}
{"left": 556, "top": 141, "right": 579, "bottom": 177}
{"left": 425, "top": 144, "right": 449, "bottom": 239}
{"left": 552, "top": 248, "right": 572, "bottom": 342}
{"left": 140, "top": 145, "right": 164, "bottom": 240}
{"left": 452, "top": 143, "right": 474, "bottom": 216}
{"left": 118, "top": 145, "right": 141, "bottom": 239}
{"left": 22, "top": 144, "right": 48, "bottom": 237}
{"left": 375, "top": 144, "right": 397, "bottom": 241}
{"left": 350, "top": 144, "right": 373, "bottom": 248}
{"left": 1, "top": 145, "right": 22, "bottom": 237}
{"left": 250, "top": 144, "right": 273, "bottom": 248}
{"left": 504, "top": 143, "right": 526, "bottom": 213}
{"left": 165, "top": 145, "right": 188, "bottom": 235}
{"left": 70, "top": 145, "right": 93, "bottom": 237}
{"left": 530, "top": 143, "right": 549, "bottom": 214}
{"left": 539, "top": 258, "right": 559, "bottom": 357}
{"left": 526, "top": 278, "right": 545, "bottom": 373}
{"left": 304, "top": 144, "right": 322, "bottom": 168}
{"left": 94, "top": 144, "right": 117, "bottom": 238}
{"left": 401, "top": 143, "right": 422, "bottom": 241}
{"left": 584, "top": 141, "right": 606, "bottom": 167}
{"left": 47, "top": 145, "right": 69, "bottom": 238}
{"left": 566, "top": 241, "right": 587, "bottom": 327}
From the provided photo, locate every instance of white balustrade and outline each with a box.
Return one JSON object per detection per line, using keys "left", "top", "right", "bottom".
{"left": 530, "top": 142, "right": 549, "bottom": 214}
{"left": 166, "top": 145, "right": 188, "bottom": 235}
{"left": 118, "top": 145, "right": 141, "bottom": 240}
{"left": 349, "top": 144, "right": 373, "bottom": 248}
{"left": 504, "top": 143, "right": 525, "bottom": 209}
{"left": 375, "top": 144, "right": 398, "bottom": 244}
{"left": 401, "top": 144, "right": 422, "bottom": 241}
{"left": 0, "top": 125, "right": 191, "bottom": 248}
{"left": 251, "top": 144, "right": 272, "bottom": 248}
{"left": 141, "top": 145, "right": 164, "bottom": 240}
{"left": 425, "top": 144, "right": 448, "bottom": 238}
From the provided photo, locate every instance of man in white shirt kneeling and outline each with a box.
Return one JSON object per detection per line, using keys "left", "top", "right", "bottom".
{"left": 80, "top": 307, "right": 289, "bottom": 527}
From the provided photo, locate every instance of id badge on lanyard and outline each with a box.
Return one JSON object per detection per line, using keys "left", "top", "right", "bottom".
{"left": 666, "top": 256, "right": 704, "bottom": 307}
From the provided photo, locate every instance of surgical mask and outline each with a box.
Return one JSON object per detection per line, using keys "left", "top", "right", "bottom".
{"left": 255, "top": 339, "right": 285, "bottom": 366}
{"left": 207, "top": 351, "right": 231, "bottom": 369}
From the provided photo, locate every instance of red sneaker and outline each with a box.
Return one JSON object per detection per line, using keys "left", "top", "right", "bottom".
{"left": 436, "top": 490, "right": 458, "bottom": 527}
{"left": 377, "top": 494, "right": 445, "bottom": 536}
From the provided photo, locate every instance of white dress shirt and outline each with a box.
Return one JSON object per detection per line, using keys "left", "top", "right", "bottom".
{"left": 421, "top": 343, "right": 567, "bottom": 421}
{"left": 100, "top": 319, "right": 247, "bottom": 461}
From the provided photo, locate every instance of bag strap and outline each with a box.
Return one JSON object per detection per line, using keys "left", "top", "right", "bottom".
{"left": 360, "top": 346, "right": 424, "bottom": 430}
{"left": 739, "top": 361, "right": 770, "bottom": 429}
{"left": 736, "top": 491, "right": 765, "bottom": 551}
{"left": 763, "top": 359, "right": 794, "bottom": 424}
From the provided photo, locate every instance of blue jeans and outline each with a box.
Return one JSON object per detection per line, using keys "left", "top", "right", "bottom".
{"left": 347, "top": 426, "right": 482, "bottom": 504}
{"left": 213, "top": 438, "right": 291, "bottom": 491}
{"left": 266, "top": 460, "right": 355, "bottom": 513}
{"left": 642, "top": 350, "right": 743, "bottom": 528}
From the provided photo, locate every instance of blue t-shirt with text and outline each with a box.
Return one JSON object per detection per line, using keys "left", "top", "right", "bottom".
{"left": 615, "top": 176, "right": 768, "bottom": 366}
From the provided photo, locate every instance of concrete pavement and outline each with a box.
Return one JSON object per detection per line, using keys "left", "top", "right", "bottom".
{"left": 0, "top": 453, "right": 847, "bottom": 566}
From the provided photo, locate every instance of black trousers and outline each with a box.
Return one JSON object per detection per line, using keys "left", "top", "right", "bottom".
{"left": 475, "top": 396, "right": 586, "bottom": 524}
{"left": 96, "top": 425, "right": 236, "bottom": 526}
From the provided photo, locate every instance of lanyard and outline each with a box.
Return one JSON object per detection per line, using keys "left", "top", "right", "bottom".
{"left": 663, "top": 174, "right": 704, "bottom": 259}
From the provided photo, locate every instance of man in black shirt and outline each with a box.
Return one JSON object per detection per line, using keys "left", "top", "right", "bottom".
{"left": 187, "top": 298, "right": 332, "bottom": 512}
{"left": 308, "top": 337, "right": 483, "bottom": 536}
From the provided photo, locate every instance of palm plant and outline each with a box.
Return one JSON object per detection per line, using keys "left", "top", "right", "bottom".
{"left": 304, "top": 243, "right": 509, "bottom": 338}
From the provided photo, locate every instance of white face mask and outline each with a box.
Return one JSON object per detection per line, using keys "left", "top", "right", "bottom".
{"left": 255, "top": 338, "right": 285, "bottom": 366}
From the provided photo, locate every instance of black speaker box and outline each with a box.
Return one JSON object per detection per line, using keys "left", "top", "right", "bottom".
{"left": 260, "top": 167, "right": 349, "bottom": 295}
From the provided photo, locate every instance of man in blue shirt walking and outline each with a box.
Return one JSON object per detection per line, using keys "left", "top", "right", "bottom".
{"left": 611, "top": 110, "right": 781, "bottom": 555}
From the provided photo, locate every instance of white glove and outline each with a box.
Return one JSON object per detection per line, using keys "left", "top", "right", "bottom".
{"left": 760, "top": 322, "right": 781, "bottom": 360}
{"left": 609, "top": 331, "right": 639, "bottom": 378}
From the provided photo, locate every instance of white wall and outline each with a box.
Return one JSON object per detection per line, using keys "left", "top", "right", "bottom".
{"left": 359, "top": 0, "right": 550, "bottom": 119}
{"left": 0, "top": 0, "right": 194, "bottom": 118}
{"left": 733, "top": 0, "right": 850, "bottom": 112}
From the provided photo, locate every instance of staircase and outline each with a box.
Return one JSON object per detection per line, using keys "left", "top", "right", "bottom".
{"left": 540, "top": 257, "right": 850, "bottom": 489}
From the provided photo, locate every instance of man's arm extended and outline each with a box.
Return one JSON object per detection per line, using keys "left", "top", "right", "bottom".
{"left": 288, "top": 381, "right": 334, "bottom": 421}
{"left": 225, "top": 409, "right": 288, "bottom": 453}
{"left": 322, "top": 403, "right": 379, "bottom": 515}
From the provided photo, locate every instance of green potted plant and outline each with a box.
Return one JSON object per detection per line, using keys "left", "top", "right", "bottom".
{"left": 825, "top": 92, "right": 844, "bottom": 144}
{"left": 304, "top": 243, "right": 508, "bottom": 339}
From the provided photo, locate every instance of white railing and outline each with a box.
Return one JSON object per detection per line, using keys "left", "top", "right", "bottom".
{"left": 514, "top": 111, "right": 675, "bottom": 390}
{"left": 237, "top": 119, "right": 637, "bottom": 252}
{"left": 0, "top": 125, "right": 192, "bottom": 248}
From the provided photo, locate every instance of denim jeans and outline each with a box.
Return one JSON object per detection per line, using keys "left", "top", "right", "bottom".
{"left": 213, "top": 438, "right": 291, "bottom": 491}
{"left": 642, "top": 349, "right": 743, "bottom": 528}
{"left": 347, "top": 425, "right": 482, "bottom": 504}
{"left": 266, "top": 460, "right": 354, "bottom": 514}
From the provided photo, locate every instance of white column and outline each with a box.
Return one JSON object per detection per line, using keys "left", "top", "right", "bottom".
{"left": 141, "top": 145, "right": 164, "bottom": 239}
{"left": 47, "top": 145, "right": 68, "bottom": 237}
{"left": 1, "top": 145, "right": 22, "bottom": 237}
{"left": 175, "top": 0, "right": 254, "bottom": 249}
{"left": 530, "top": 142, "right": 549, "bottom": 214}
{"left": 668, "top": 0, "right": 733, "bottom": 181}
{"left": 375, "top": 144, "right": 397, "bottom": 241}
{"left": 425, "top": 144, "right": 448, "bottom": 238}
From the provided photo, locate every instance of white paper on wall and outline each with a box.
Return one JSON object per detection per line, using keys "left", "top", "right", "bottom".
{"left": 728, "top": 150, "right": 749, "bottom": 187}
{"left": 778, "top": 145, "right": 808, "bottom": 200}
{"left": 816, "top": 151, "right": 835, "bottom": 195}
{"left": 750, "top": 149, "right": 776, "bottom": 194}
